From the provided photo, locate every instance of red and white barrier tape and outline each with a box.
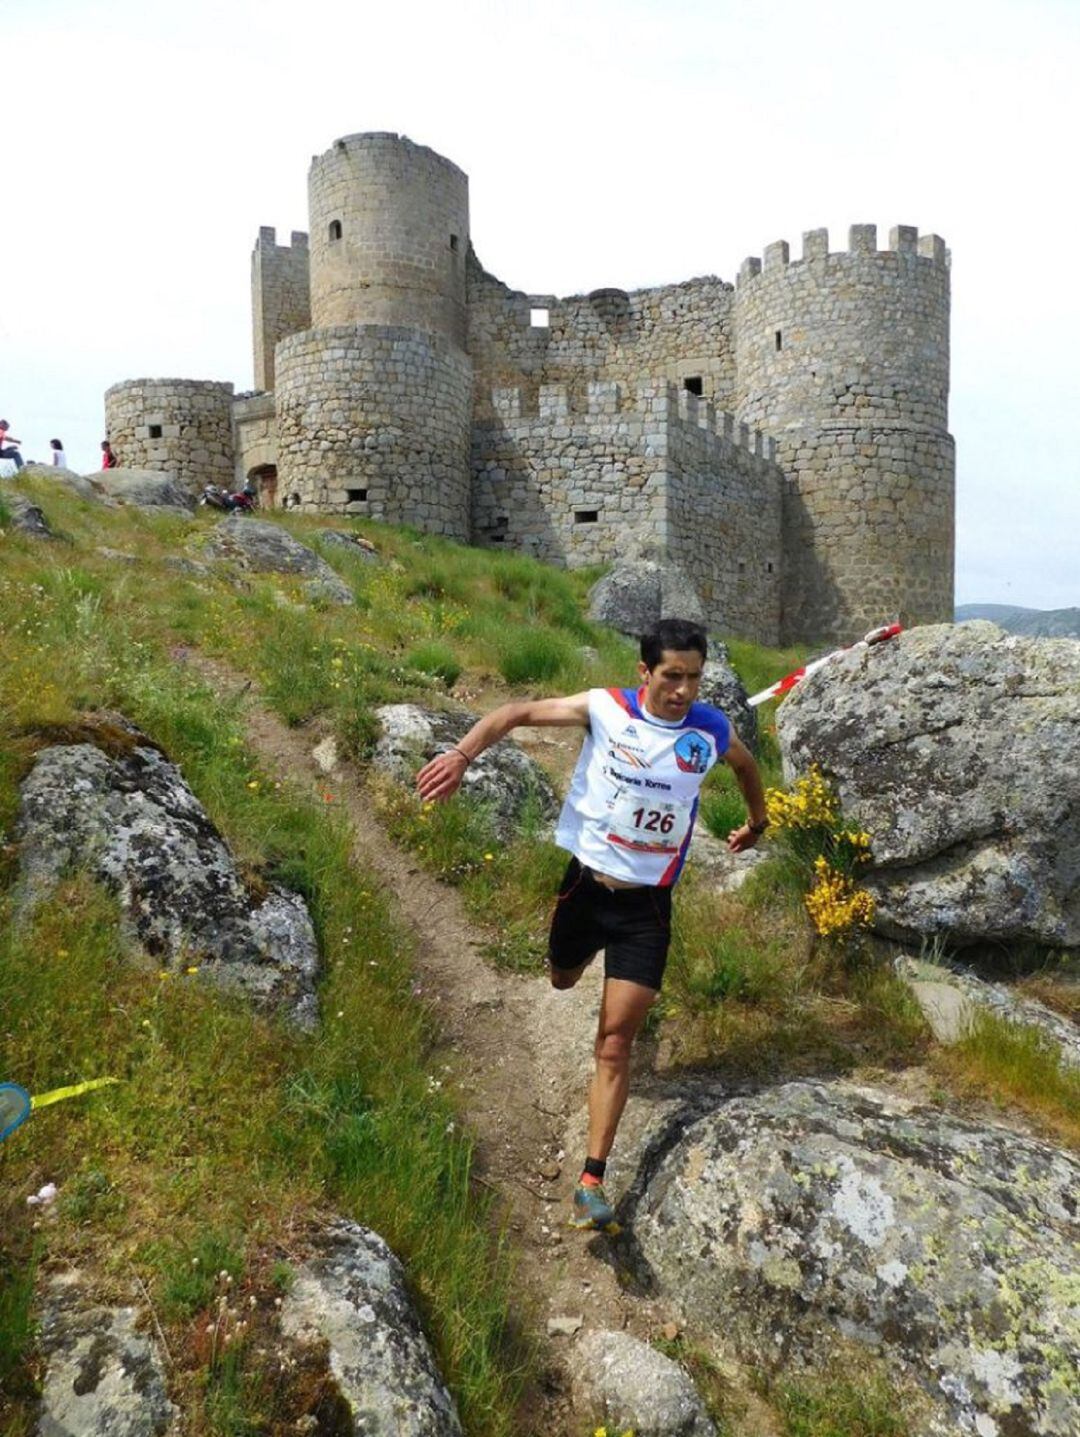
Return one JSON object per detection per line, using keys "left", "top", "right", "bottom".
{"left": 747, "top": 623, "right": 903, "bottom": 707}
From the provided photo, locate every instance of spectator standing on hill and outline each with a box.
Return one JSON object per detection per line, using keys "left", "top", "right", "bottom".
{"left": 0, "top": 419, "right": 24, "bottom": 470}
{"left": 49, "top": 439, "right": 67, "bottom": 467}
{"left": 417, "top": 618, "right": 768, "bottom": 1232}
{"left": 101, "top": 439, "right": 118, "bottom": 469}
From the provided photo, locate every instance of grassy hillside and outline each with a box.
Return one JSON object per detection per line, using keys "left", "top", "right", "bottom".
{"left": 1, "top": 475, "right": 1077, "bottom": 1436}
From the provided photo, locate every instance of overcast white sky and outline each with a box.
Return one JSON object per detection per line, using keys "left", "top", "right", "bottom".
{"left": 3, "top": 0, "right": 1077, "bottom": 609}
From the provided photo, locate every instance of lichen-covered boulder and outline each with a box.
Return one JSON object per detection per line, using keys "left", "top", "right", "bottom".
{"left": 202, "top": 516, "right": 354, "bottom": 604}
{"left": 588, "top": 559, "right": 708, "bottom": 638}
{"left": 36, "top": 1271, "right": 177, "bottom": 1436}
{"left": 26, "top": 463, "right": 110, "bottom": 503}
{"left": 621, "top": 1079, "right": 1080, "bottom": 1437}
{"left": 93, "top": 467, "right": 195, "bottom": 514}
{"left": 2, "top": 492, "right": 52, "bottom": 538}
{"left": 373, "top": 704, "right": 559, "bottom": 840}
{"left": 698, "top": 643, "right": 757, "bottom": 752}
{"left": 896, "top": 956, "right": 1080, "bottom": 1066}
{"left": 15, "top": 727, "right": 319, "bottom": 1027}
{"left": 569, "top": 1329, "right": 716, "bottom": 1436}
{"left": 314, "top": 530, "right": 381, "bottom": 562}
{"left": 776, "top": 622, "right": 1080, "bottom": 948}
{"left": 280, "top": 1218, "right": 462, "bottom": 1435}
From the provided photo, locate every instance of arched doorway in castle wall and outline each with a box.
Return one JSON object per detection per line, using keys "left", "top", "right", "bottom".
{"left": 247, "top": 464, "right": 278, "bottom": 508}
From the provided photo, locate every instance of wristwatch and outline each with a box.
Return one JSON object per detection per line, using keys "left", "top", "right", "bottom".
{"left": 747, "top": 817, "right": 769, "bottom": 835}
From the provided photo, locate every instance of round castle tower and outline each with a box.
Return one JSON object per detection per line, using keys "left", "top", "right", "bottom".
{"left": 275, "top": 133, "right": 473, "bottom": 533}
{"left": 733, "top": 225, "right": 954, "bottom": 644}
{"left": 104, "top": 379, "right": 235, "bottom": 495}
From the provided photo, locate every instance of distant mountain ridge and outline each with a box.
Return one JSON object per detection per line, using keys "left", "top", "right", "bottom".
{"left": 955, "top": 603, "right": 1080, "bottom": 638}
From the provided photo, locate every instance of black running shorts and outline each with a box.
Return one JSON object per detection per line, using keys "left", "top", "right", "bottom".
{"left": 547, "top": 857, "right": 673, "bottom": 991}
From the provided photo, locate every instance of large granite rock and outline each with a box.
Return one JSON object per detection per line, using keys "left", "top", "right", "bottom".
{"left": 569, "top": 1329, "right": 716, "bottom": 1436}
{"left": 19, "top": 463, "right": 110, "bottom": 504}
{"left": 202, "top": 517, "right": 354, "bottom": 604}
{"left": 698, "top": 642, "right": 757, "bottom": 752}
{"left": 776, "top": 623, "right": 1080, "bottom": 948}
{"left": 588, "top": 559, "right": 708, "bottom": 638}
{"left": 280, "top": 1218, "right": 462, "bottom": 1435}
{"left": 36, "top": 1271, "right": 177, "bottom": 1437}
{"left": 373, "top": 704, "right": 559, "bottom": 840}
{"left": 620, "top": 1079, "right": 1080, "bottom": 1437}
{"left": 15, "top": 725, "right": 319, "bottom": 1027}
{"left": 93, "top": 467, "right": 195, "bottom": 515}
{"left": 2, "top": 492, "right": 53, "bottom": 538}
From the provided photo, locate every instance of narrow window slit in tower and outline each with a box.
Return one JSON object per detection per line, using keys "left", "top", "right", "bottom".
{"left": 738, "top": 559, "right": 747, "bottom": 574}
{"left": 346, "top": 489, "right": 367, "bottom": 503}
{"left": 530, "top": 307, "right": 550, "bottom": 328}
{"left": 450, "top": 234, "right": 459, "bottom": 251}
{"left": 775, "top": 330, "right": 783, "bottom": 351}
{"left": 683, "top": 376, "right": 703, "bottom": 396}
{"left": 575, "top": 510, "right": 599, "bottom": 524}
{"left": 766, "top": 560, "right": 774, "bottom": 574}
{"left": 328, "top": 220, "right": 343, "bottom": 241}
{"left": 148, "top": 425, "right": 162, "bottom": 439}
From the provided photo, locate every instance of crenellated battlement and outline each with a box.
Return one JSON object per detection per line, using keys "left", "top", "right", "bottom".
{"left": 737, "top": 224, "right": 947, "bottom": 286}
{"left": 485, "top": 382, "right": 777, "bottom": 463}
{"left": 255, "top": 226, "right": 308, "bottom": 252}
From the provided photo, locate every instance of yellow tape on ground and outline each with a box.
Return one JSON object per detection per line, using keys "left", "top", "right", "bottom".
{"left": 30, "top": 1077, "right": 120, "bottom": 1110}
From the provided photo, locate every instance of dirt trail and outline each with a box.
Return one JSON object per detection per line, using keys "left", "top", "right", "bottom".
{"left": 183, "top": 654, "right": 675, "bottom": 1430}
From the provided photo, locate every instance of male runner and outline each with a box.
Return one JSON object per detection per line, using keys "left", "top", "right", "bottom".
{"left": 416, "top": 618, "right": 767, "bottom": 1230}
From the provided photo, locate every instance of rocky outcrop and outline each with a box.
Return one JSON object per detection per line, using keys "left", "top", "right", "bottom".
{"left": 26, "top": 464, "right": 112, "bottom": 504}
{"left": 776, "top": 622, "right": 1080, "bottom": 948}
{"left": 373, "top": 704, "right": 559, "bottom": 840}
{"left": 14, "top": 725, "right": 319, "bottom": 1027}
{"left": 897, "top": 955, "right": 1080, "bottom": 1065}
{"left": 93, "top": 467, "right": 195, "bottom": 515}
{"left": 2, "top": 493, "right": 53, "bottom": 538}
{"left": 698, "top": 643, "right": 756, "bottom": 752}
{"left": 588, "top": 559, "right": 708, "bottom": 638}
{"left": 569, "top": 1329, "right": 716, "bottom": 1436}
{"left": 280, "top": 1218, "right": 462, "bottom": 1435}
{"left": 201, "top": 517, "right": 354, "bottom": 604}
{"left": 313, "top": 530, "right": 381, "bottom": 563}
{"left": 36, "top": 1271, "right": 177, "bottom": 1436}
{"left": 619, "top": 1079, "right": 1080, "bottom": 1437}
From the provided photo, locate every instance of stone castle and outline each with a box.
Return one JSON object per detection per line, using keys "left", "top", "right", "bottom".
{"left": 105, "top": 131, "right": 955, "bottom": 645}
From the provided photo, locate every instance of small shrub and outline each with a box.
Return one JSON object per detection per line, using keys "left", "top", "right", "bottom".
{"left": 497, "top": 629, "right": 576, "bottom": 685}
{"left": 405, "top": 642, "right": 462, "bottom": 688}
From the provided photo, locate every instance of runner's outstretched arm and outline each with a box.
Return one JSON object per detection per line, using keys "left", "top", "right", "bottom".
{"left": 724, "top": 733, "right": 769, "bottom": 853}
{"left": 416, "top": 693, "right": 590, "bottom": 803}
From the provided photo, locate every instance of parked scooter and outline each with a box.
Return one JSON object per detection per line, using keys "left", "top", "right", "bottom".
{"left": 200, "top": 482, "right": 257, "bottom": 513}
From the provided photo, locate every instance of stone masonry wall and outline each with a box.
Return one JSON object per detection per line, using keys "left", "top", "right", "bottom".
{"left": 664, "top": 388, "right": 783, "bottom": 645}
{"left": 308, "top": 134, "right": 469, "bottom": 348}
{"left": 275, "top": 325, "right": 472, "bottom": 537}
{"left": 734, "top": 225, "right": 953, "bottom": 642}
{"left": 472, "top": 381, "right": 783, "bottom": 641}
{"left": 233, "top": 393, "right": 277, "bottom": 495}
{"left": 467, "top": 253, "right": 736, "bottom": 416}
{"left": 251, "top": 228, "right": 311, "bottom": 392}
{"left": 471, "top": 383, "right": 668, "bottom": 567}
{"left": 104, "top": 379, "right": 234, "bottom": 494}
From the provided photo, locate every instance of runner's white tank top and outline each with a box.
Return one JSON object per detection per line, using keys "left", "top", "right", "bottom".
{"left": 554, "top": 687, "right": 731, "bottom": 887}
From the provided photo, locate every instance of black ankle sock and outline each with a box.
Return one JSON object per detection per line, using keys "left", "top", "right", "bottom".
{"left": 582, "top": 1156, "right": 606, "bottom": 1182}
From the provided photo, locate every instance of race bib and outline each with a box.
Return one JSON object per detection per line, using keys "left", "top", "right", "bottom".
{"left": 605, "top": 787, "right": 693, "bottom": 855}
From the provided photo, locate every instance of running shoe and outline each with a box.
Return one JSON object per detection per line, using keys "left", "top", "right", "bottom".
{"left": 569, "top": 1181, "right": 618, "bottom": 1232}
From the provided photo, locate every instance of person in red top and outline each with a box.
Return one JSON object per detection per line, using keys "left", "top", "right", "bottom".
{"left": 0, "top": 419, "right": 25, "bottom": 470}
{"left": 101, "top": 440, "right": 118, "bottom": 469}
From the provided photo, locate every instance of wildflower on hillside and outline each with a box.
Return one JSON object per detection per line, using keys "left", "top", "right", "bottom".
{"left": 804, "top": 856, "right": 876, "bottom": 937}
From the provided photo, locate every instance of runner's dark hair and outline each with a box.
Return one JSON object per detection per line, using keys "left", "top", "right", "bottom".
{"left": 640, "top": 619, "right": 707, "bottom": 669}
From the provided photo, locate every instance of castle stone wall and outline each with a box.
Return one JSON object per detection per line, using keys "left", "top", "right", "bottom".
{"left": 471, "top": 382, "right": 667, "bottom": 566}
{"left": 233, "top": 392, "right": 277, "bottom": 493}
{"left": 251, "top": 228, "right": 310, "bottom": 392}
{"left": 734, "top": 225, "right": 954, "bottom": 642}
{"left": 663, "top": 388, "right": 783, "bottom": 646}
{"left": 275, "top": 325, "right": 472, "bottom": 537}
{"left": 472, "top": 381, "right": 783, "bottom": 641}
{"left": 467, "top": 256, "right": 736, "bottom": 414}
{"left": 104, "top": 379, "right": 234, "bottom": 494}
{"left": 308, "top": 134, "right": 469, "bottom": 347}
